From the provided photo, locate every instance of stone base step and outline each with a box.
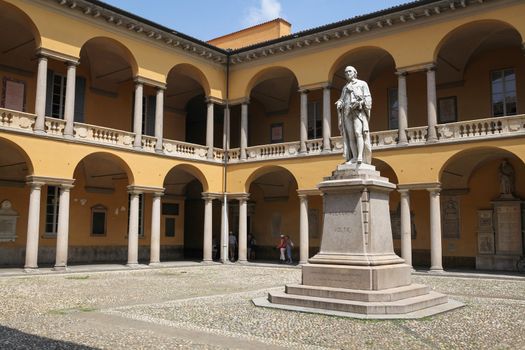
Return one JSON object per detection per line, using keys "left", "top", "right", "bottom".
{"left": 285, "top": 283, "right": 429, "bottom": 302}
{"left": 268, "top": 290, "right": 448, "bottom": 315}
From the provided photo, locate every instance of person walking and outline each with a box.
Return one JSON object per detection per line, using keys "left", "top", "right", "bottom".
{"left": 276, "top": 235, "right": 286, "bottom": 264}
{"left": 228, "top": 232, "right": 237, "bottom": 262}
{"left": 285, "top": 235, "right": 294, "bottom": 264}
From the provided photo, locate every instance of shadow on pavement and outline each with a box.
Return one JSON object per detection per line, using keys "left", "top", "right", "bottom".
{"left": 0, "top": 325, "right": 98, "bottom": 350}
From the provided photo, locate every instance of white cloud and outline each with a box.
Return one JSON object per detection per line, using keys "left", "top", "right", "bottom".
{"left": 243, "top": 0, "right": 283, "bottom": 27}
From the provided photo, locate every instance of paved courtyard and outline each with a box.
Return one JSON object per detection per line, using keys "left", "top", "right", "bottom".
{"left": 0, "top": 263, "right": 523, "bottom": 349}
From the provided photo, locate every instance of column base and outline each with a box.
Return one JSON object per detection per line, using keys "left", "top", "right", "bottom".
{"left": 133, "top": 146, "right": 142, "bottom": 151}
{"left": 154, "top": 148, "right": 164, "bottom": 154}
{"left": 429, "top": 267, "right": 444, "bottom": 273}
{"left": 126, "top": 263, "right": 139, "bottom": 268}
{"left": 426, "top": 137, "right": 438, "bottom": 144}
{"left": 52, "top": 265, "right": 69, "bottom": 272}
{"left": 24, "top": 267, "right": 40, "bottom": 273}
{"left": 149, "top": 262, "right": 161, "bottom": 267}
{"left": 34, "top": 129, "right": 46, "bottom": 135}
{"left": 64, "top": 134, "right": 74, "bottom": 140}
{"left": 397, "top": 141, "right": 408, "bottom": 146}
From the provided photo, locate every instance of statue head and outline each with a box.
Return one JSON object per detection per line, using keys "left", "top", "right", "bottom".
{"left": 344, "top": 66, "right": 358, "bottom": 80}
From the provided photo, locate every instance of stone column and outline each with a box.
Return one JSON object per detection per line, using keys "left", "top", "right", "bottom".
{"left": 397, "top": 71, "right": 408, "bottom": 145}
{"left": 24, "top": 181, "right": 44, "bottom": 270}
{"left": 322, "top": 85, "right": 332, "bottom": 152}
{"left": 127, "top": 190, "right": 141, "bottom": 266}
{"left": 206, "top": 101, "right": 214, "bottom": 159}
{"left": 133, "top": 81, "right": 144, "bottom": 149}
{"left": 220, "top": 196, "right": 229, "bottom": 263}
{"left": 154, "top": 87, "right": 165, "bottom": 153}
{"left": 426, "top": 66, "right": 438, "bottom": 143}
{"left": 149, "top": 192, "right": 163, "bottom": 265}
{"left": 299, "top": 194, "right": 309, "bottom": 264}
{"left": 63, "top": 61, "right": 78, "bottom": 138}
{"left": 223, "top": 106, "right": 230, "bottom": 150}
{"left": 299, "top": 90, "right": 308, "bottom": 154}
{"left": 428, "top": 188, "right": 443, "bottom": 272}
{"left": 202, "top": 194, "right": 213, "bottom": 262}
{"left": 34, "top": 55, "right": 48, "bottom": 133}
{"left": 54, "top": 184, "right": 74, "bottom": 270}
{"left": 238, "top": 196, "right": 248, "bottom": 262}
{"left": 240, "top": 102, "right": 248, "bottom": 160}
{"left": 399, "top": 189, "right": 412, "bottom": 267}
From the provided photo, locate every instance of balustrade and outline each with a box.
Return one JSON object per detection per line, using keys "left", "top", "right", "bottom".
{"left": 0, "top": 108, "right": 36, "bottom": 132}
{"left": 44, "top": 117, "right": 66, "bottom": 136}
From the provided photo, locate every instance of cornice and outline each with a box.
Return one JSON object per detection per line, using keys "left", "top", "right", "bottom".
{"left": 47, "top": 0, "right": 228, "bottom": 64}
{"left": 46, "top": 0, "right": 501, "bottom": 69}
{"left": 228, "top": 0, "right": 500, "bottom": 66}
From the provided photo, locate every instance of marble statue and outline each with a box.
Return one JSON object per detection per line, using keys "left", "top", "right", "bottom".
{"left": 499, "top": 160, "right": 515, "bottom": 196}
{"left": 335, "top": 66, "right": 372, "bottom": 164}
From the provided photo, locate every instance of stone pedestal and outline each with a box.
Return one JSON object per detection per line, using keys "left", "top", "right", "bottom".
{"left": 255, "top": 164, "right": 462, "bottom": 318}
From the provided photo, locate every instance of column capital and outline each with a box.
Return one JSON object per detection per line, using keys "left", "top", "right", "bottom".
{"left": 26, "top": 176, "right": 75, "bottom": 187}
{"left": 298, "top": 88, "right": 310, "bottom": 94}
{"left": 395, "top": 70, "right": 408, "bottom": 77}
{"left": 205, "top": 96, "right": 225, "bottom": 105}
{"left": 37, "top": 47, "right": 79, "bottom": 64}
{"left": 398, "top": 188, "right": 410, "bottom": 196}
{"left": 127, "top": 185, "right": 164, "bottom": 194}
{"left": 322, "top": 82, "right": 333, "bottom": 90}
{"left": 427, "top": 187, "right": 441, "bottom": 195}
{"left": 134, "top": 76, "right": 166, "bottom": 89}
{"left": 425, "top": 64, "right": 437, "bottom": 72}
{"left": 297, "top": 189, "right": 321, "bottom": 197}
{"left": 397, "top": 182, "right": 440, "bottom": 191}
{"left": 60, "top": 184, "right": 75, "bottom": 191}
{"left": 202, "top": 192, "right": 222, "bottom": 200}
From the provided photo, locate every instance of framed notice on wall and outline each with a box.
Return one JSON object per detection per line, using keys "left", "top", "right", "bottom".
{"left": 270, "top": 123, "right": 283, "bottom": 143}
{"left": 438, "top": 96, "right": 457, "bottom": 123}
{"left": 2, "top": 78, "right": 25, "bottom": 112}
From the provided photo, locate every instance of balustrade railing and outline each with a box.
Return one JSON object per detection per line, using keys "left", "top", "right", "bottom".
{"left": 245, "top": 141, "right": 300, "bottom": 160}
{"left": 141, "top": 135, "right": 157, "bottom": 152}
{"left": 44, "top": 117, "right": 66, "bottom": 136}
{"left": 406, "top": 126, "right": 428, "bottom": 144}
{"left": 162, "top": 139, "right": 209, "bottom": 160}
{"left": 436, "top": 115, "right": 525, "bottom": 141}
{"left": 370, "top": 130, "right": 398, "bottom": 148}
{"left": 1, "top": 107, "right": 524, "bottom": 164}
{"left": 0, "top": 108, "right": 36, "bottom": 132}
{"left": 74, "top": 123, "right": 135, "bottom": 148}
{"left": 305, "top": 138, "right": 323, "bottom": 154}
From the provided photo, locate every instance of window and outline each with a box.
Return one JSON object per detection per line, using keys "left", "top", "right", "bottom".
{"left": 127, "top": 194, "right": 145, "bottom": 237}
{"left": 2, "top": 78, "right": 25, "bottom": 112}
{"left": 491, "top": 68, "right": 517, "bottom": 117}
{"left": 388, "top": 88, "right": 398, "bottom": 130}
{"left": 307, "top": 101, "right": 322, "bottom": 139}
{"left": 51, "top": 73, "right": 67, "bottom": 119}
{"left": 45, "top": 186, "right": 60, "bottom": 236}
{"left": 91, "top": 205, "right": 107, "bottom": 236}
{"left": 162, "top": 203, "right": 179, "bottom": 237}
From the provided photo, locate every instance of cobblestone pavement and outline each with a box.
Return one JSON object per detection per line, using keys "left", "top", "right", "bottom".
{"left": 0, "top": 264, "right": 523, "bottom": 349}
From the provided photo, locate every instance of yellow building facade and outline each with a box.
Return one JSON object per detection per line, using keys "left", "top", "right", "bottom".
{"left": 0, "top": 0, "right": 524, "bottom": 271}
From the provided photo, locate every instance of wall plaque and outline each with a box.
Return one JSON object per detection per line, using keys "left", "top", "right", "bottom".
{"left": 493, "top": 202, "right": 522, "bottom": 255}
{"left": 0, "top": 200, "right": 18, "bottom": 242}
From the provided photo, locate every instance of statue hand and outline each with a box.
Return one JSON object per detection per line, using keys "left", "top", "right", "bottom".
{"left": 335, "top": 100, "right": 342, "bottom": 109}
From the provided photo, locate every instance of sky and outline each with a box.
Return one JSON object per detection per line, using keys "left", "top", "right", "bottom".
{"left": 101, "top": 0, "right": 413, "bottom": 41}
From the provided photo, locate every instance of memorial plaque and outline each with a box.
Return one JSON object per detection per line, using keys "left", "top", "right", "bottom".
{"left": 477, "top": 210, "right": 493, "bottom": 232}
{"left": 494, "top": 202, "right": 522, "bottom": 255}
{"left": 442, "top": 196, "right": 460, "bottom": 239}
{"left": 0, "top": 200, "right": 18, "bottom": 242}
{"left": 477, "top": 210, "right": 494, "bottom": 255}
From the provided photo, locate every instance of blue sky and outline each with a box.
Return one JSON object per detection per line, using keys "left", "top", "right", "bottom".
{"left": 101, "top": 0, "right": 412, "bottom": 41}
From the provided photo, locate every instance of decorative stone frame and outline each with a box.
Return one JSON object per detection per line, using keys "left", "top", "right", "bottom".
{"left": 91, "top": 204, "right": 107, "bottom": 236}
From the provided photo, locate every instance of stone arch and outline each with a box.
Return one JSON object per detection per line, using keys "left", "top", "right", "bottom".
{"left": 79, "top": 36, "right": 139, "bottom": 78}
{"left": 372, "top": 158, "right": 399, "bottom": 184}
{"left": 71, "top": 151, "right": 135, "bottom": 185}
{"left": 433, "top": 20, "right": 522, "bottom": 85}
{"left": 245, "top": 165, "right": 299, "bottom": 193}
{"left": 0, "top": 0, "right": 41, "bottom": 48}
{"left": 244, "top": 66, "right": 299, "bottom": 98}
{"left": 439, "top": 146, "right": 524, "bottom": 189}
{"left": 162, "top": 163, "right": 209, "bottom": 193}
{"left": 328, "top": 46, "right": 397, "bottom": 83}
{"left": 166, "top": 63, "right": 211, "bottom": 98}
{"left": 0, "top": 136, "right": 34, "bottom": 177}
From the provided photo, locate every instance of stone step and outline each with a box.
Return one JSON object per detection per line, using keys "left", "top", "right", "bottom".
{"left": 268, "top": 290, "right": 448, "bottom": 315}
{"left": 285, "top": 283, "right": 429, "bottom": 302}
